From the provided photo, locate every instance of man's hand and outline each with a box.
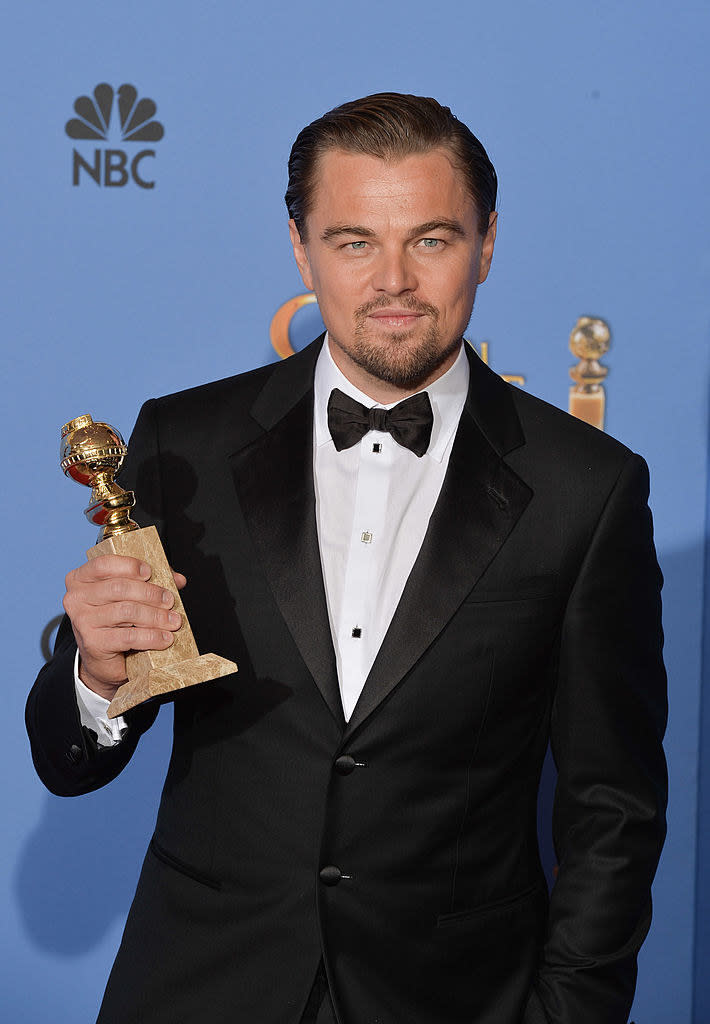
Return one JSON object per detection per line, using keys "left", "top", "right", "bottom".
{"left": 63, "top": 555, "right": 186, "bottom": 701}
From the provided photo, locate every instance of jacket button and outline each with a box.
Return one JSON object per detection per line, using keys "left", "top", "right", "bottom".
{"left": 319, "top": 865, "right": 342, "bottom": 886}
{"left": 333, "top": 755, "right": 356, "bottom": 775}
{"left": 66, "top": 744, "right": 83, "bottom": 765}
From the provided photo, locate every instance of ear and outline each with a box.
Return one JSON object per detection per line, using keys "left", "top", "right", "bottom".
{"left": 289, "top": 219, "right": 314, "bottom": 291}
{"left": 477, "top": 211, "right": 498, "bottom": 285}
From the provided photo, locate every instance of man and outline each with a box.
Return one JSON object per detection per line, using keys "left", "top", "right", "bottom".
{"left": 26, "top": 93, "right": 667, "bottom": 1024}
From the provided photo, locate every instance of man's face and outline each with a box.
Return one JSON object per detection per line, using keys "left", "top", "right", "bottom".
{"left": 289, "top": 146, "right": 496, "bottom": 399}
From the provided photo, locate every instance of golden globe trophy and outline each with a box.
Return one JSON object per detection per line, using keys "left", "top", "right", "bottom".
{"left": 60, "top": 414, "right": 237, "bottom": 719}
{"left": 568, "top": 316, "right": 610, "bottom": 431}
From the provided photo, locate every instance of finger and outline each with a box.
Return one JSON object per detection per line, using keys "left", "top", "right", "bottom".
{"left": 69, "top": 555, "right": 152, "bottom": 586}
{"left": 68, "top": 576, "right": 176, "bottom": 610}
{"left": 98, "top": 601, "right": 182, "bottom": 631}
{"left": 171, "top": 569, "right": 187, "bottom": 590}
{"left": 100, "top": 625, "right": 177, "bottom": 653}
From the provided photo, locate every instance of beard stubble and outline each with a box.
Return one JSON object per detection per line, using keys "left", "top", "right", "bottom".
{"left": 334, "top": 296, "right": 464, "bottom": 391}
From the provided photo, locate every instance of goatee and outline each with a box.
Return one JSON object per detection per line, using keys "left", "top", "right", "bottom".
{"left": 335, "top": 297, "right": 462, "bottom": 390}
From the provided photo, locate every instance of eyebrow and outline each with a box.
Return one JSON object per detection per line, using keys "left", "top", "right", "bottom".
{"left": 321, "top": 224, "right": 377, "bottom": 242}
{"left": 320, "top": 219, "right": 467, "bottom": 243}
{"left": 411, "top": 219, "right": 466, "bottom": 239}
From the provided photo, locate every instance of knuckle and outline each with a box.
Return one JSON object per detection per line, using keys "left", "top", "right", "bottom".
{"left": 150, "top": 627, "right": 170, "bottom": 649}
{"left": 117, "top": 601, "right": 137, "bottom": 623}
{"left": 128, "top": 625, "right": 166, "bottom": 650}
{"left": 63, "top": 591, "right": 82, "bottom": 622}
{"left": 141, "top": 626, "right": 155, "bottom": 646}
{"left": 108, "top": 578, "right": 127, "bottom": 600}
{"left": 91, "top": 555, "right": 112, "bottom": 575}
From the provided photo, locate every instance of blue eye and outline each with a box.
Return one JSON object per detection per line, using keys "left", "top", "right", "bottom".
{"left": 349, "top": 241, "right": 367, "bottom": 250}
{"left": 421, "top": 238, "right": 440, "bottom": 248}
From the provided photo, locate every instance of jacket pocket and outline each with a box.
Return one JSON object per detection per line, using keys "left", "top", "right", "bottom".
{"left": 437, "top": 883, "right": 541, "bottom": 928}
{"left": 149, "top": 837, "right": 222, "bottom": 891}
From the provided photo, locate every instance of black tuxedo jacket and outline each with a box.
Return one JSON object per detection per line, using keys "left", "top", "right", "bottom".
{"left": 27, "top": 338, "right": 667, "bottom": 1024}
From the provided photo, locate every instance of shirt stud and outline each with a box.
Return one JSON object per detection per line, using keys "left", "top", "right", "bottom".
{"left": 372, "top": 443, "right": 382, "bottom": 453}
{"left": 361, "top": 531, "right": 373, "bottom": 544}
{"left": 351, "top": 627, "right": 362, "bottom": 638}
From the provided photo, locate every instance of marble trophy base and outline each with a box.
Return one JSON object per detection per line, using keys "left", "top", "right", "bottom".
{"left": 87, "top": 525, "right": 237, "bottom": 719}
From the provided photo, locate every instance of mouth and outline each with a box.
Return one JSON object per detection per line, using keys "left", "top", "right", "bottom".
{"left": 367, "top": 309, "right": 426, "bottom": 329}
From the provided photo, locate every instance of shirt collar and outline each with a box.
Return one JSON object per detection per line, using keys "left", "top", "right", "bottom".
{"left": 313, "top": 333, "right": 469, "bottom": 463}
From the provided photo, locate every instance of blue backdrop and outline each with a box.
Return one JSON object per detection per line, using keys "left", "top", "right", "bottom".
{"left": 3, "top": 2, "right": 709, "bottom": 1020}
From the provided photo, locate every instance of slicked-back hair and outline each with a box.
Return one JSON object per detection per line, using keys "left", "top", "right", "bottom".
{"left": 285, "top": 92, "right": 497, "bottom": 241}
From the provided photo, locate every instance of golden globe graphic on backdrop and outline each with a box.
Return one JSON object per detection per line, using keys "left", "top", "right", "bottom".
{"left": 65, "top": 83, "right": 164, "bottom": 188}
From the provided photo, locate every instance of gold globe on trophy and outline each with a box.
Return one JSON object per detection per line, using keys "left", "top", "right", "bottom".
{"left": 60, "top": 415, "right": 237, "bottom": 719}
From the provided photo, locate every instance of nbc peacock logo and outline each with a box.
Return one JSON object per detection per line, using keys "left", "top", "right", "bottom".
{"left": 65, "top": 83, "right": 165, "bottom": 189}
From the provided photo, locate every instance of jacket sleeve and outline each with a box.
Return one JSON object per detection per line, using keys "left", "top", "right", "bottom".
{"left": 25, "top": 400, "right": 164, "bottom": 797}
{"left": 525, "top": 452, "right": 668, "bottom": 1024}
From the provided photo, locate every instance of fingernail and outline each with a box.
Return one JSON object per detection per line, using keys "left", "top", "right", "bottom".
{"left": 168, "top": 612, "right": 181, "bottom": 627}
{"left": 162, "top": 590, "right": 174, "bottom": 606}
{"left": 162, "top": 631, "right": 174, "bottom": 644}
{"left": 140, "top": 563, "right": 151, "bottom": 579}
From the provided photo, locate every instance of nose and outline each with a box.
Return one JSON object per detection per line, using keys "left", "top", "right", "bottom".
{"left": 370, "top": 246, "right": 418, "bottom": 295}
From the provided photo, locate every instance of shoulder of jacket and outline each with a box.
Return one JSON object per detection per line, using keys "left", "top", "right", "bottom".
{"left": 144, "top": 335, "right": 322, "bottom": 426}
{"left": 150, "top": 361, "right": 278, "bottom": 417}
{"left": 508, "top": 382, "right": 634, "bottom": 466}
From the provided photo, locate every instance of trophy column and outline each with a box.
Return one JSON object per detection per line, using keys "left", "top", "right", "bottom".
{"left": 60, "top": 414, "right": 237, "bottom": 719}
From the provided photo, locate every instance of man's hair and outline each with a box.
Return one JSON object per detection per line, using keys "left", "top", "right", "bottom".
{"left": 285, "top": 92, "right": 497, "bottom": 240}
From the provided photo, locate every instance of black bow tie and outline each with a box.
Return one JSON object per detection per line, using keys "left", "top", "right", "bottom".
{"left": 327, "top": 388, "right": 433, "bottom": 457}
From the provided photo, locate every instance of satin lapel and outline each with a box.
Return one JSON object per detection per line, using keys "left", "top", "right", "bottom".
{"left": 229, "top": 343, "right": 344, "bottom": 727}
{"left": 344, "top": 359, "right": 533, "bottom": 740}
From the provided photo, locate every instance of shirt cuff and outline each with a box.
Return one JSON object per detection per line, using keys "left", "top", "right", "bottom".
{"left": 74, "top": 650, "right": 128, "bottom": 746}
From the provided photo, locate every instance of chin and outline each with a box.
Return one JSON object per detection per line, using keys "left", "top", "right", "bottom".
{"left": 355, "top": 346, "right": 455, "bottom": 390}
{"left": 346, "top": 329, "right": 459, "bottom": 390}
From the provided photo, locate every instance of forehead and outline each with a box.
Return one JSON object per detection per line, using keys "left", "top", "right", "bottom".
{"left": 307, "top": 147, "right": 477, "bottom": 230}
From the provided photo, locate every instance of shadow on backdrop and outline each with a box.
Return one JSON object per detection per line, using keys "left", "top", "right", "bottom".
{"left": 15, "top": 720, "right": 170, "bottom": 953}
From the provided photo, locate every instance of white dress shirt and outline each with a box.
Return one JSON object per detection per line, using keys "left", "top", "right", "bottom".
{"left": 75, "top": 336, "right": 469, "bottom": 738}
{"left": 314, "top": 338, "right": 468, "bottom": 719}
